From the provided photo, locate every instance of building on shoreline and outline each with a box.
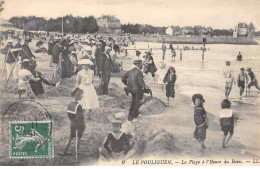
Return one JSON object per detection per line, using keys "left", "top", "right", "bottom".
{"left": 97, "top": 15, "right": 121, "bottom": 34}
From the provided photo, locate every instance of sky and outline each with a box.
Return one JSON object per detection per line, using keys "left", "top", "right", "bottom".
{"left": 1, "top": 0, "right": 260, "bottom": 30}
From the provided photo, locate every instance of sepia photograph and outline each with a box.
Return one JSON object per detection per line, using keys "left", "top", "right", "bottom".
{"left": 0, "top": 0, "right": 260, "bottom": 166}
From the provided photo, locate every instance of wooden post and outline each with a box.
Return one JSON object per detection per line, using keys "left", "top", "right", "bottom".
{"left": 76, "top": 130, "right": 78, "bottom": 162}
{"left": 202, "top": 43, "right": 205, "bottom": 61}
{"left": 125, "top": 49, "right": 128, "bottom": 56}
{"left": 202, "top": 37, "right": 206, "bottom": 61}
{"left": 180, "top": 49, "right": 182, "bottom": 61}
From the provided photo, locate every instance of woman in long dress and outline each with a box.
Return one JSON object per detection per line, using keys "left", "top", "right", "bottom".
{"left": 76, "top": 59, "right": 99, "bottom": 119}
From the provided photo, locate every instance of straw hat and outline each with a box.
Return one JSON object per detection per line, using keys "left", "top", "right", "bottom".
{"left": 7, "top": 39, "right": 13, "bottom": 43}
{"left": 21, "top": 59, "right": 30, "bottom": 63}
{"left": 84, "top": 46, "right": 92, "bottom": 51}
{"left": 69, "top": 40, "right": 76, "bottom": 45}
{"left": 105, "top": 46, "right": 112, "bottom": 52}
{"left": 96, "top": 42, "right": 102, "bottom": 46}
{"left": 111, "top": 119, "right": 123, "bottom": 124}
{"left": 78, "top": 59, "right": 93, "bottom": 65}
{"left": 114, "top": 112, "right": 126, "bottom": 120}
{"left": 25, "top": 37, "right": 32, "bottom": 42}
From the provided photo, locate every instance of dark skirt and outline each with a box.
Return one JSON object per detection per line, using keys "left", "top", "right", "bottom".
{"left": 193, "top": 123, "right": 207, "bottom": 142}
{"left": 29, "top": 80, "right": 45, "bottom": 96}
{"left": 166, "top": 84, "right": 175, "bottom": 98}
{"left": 61, "top": 55, "right": 75, "bottom": 78}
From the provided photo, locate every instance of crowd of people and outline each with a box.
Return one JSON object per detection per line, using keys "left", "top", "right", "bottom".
{"left": 1, "top": 33, "right": 259, "bottom": 160}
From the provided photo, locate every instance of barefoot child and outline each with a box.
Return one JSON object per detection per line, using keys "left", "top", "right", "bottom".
{"left": 59, "top": 87, "right": 85, "bottom": 155}
{"left": 163, "top": 67, "right": 177, "bottom": 106}
{"left": 219, "top": 99, "right": 234, "bottom": 148}
{"left": 157, "top": 61, "right": 167, "bottom": 91}
{"left": 192, "top": 94, "right": 209, "bottom": 155}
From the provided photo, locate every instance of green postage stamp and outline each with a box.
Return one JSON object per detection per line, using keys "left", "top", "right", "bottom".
{"left": 9, "top": 121, "right": 53, "bottom": 158}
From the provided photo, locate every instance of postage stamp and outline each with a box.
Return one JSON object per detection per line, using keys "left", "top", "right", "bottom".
{"left": 9, "top": 121, "right": 53, "bottom": 158}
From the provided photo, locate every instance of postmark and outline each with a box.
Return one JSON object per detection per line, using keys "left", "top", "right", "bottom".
{"left": 9, "top": 121, "right": 53, "bottom": 158}
{"left": 1, "top": 100, "right": 54, "bottom": 159}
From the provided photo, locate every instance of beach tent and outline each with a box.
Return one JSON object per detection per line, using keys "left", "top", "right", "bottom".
{"left": 0, "top": 18, "right": 23, "bottom": 35}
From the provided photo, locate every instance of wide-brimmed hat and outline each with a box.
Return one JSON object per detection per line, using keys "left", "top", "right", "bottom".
{"left": 78, "top": 59, "right": 93, "bottom": 65}
{"left": 25, "top": 37, "right": 32, "bottom": 42}
{"left": 84, "top": 46, "right": 92, "bottom": 51}
{"left": 145, "top": 51, "right": 153, "bottom": 55}
{"left": 84, "top": 39, "right": 90, "bottom": 43}
{"left": 105, "top": 46, "right": 112, "bottom": 52}
{"left": 7, "top": 39, "right": 13, "bottom": 43}
{"left": 246, "top": 68, "right": 251, "bottom": 71}
{"left": 21, "top": 59, "right": 30, "bottom": 63}
{"left": 69, "top": 40, "right": 76, "bottom": 45}
{"left": 111, "top": 119, "right": 123, "bottom": 124}
{"left": 96, "top": 42, "right": 102, "bottom": 46}
{"left": 157, "top": 61, "right": 166, "bottom": 68}
{"left": 192, "top": 94, "right": 205, "bottom": 104}
{"left": 114, "top": 112, "right": 126, "bottom": 120}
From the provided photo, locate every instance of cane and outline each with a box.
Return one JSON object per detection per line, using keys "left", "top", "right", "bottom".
{"left": 246, "top": 81, "right": 248, "bottom": 97}
{"left": 75, "top": 130, "right": 78, "bottom": 163}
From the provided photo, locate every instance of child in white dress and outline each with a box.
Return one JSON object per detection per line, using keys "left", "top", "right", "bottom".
{"left": 76, "top": 59, "right": 99, "bottom": 119}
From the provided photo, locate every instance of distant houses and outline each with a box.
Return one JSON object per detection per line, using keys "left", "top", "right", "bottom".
{"left": 182, "top": 26, "right": 194, "bottom": 36}
{"left": 97, "top": 15, "right": 121, "bottom": 34}
{"left": 233, "top": 22, "right": 248, "bottom": 37}
{"left": 165, "top": 25, "right": 212, "bottom": 37}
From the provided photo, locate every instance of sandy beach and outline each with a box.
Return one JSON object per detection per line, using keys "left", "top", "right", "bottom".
{"left": 0, "top": 39, "right": 260, "bottom": 166}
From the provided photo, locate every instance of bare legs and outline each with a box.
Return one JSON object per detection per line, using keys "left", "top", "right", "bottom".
{"left": 199, "top": 141, "right": 206, "bottom": 155}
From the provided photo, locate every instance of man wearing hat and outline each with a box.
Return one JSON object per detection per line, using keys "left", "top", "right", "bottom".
{"left": 20, "top": 37, "right": 36, "bottom": 62}
{"left": 246, "top": 68, "right": 260, "bottom": 91}
{"left": 100, "top": 46, "right": 114, "bottom": 95}
{"left": 14, "top": 38, "right": 22, "bottom": 49}
{"left": 95, "top": 42, "right": 103, "bottom": 78}
{"left": 52, "top": 38, "right": 63, "bottom": 79}
{"left": 136, "top": 50, "right": 141, "bottom": 57}
{"left": 122, "top": 58, "right": 145, "bottom": 121}
{"left": 0, "top": 39, "right": 18, "bottom": 81}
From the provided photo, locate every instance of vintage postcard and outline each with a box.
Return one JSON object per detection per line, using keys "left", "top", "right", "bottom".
{"left": 0, "top": 0, "right": 260, "bottom": 166}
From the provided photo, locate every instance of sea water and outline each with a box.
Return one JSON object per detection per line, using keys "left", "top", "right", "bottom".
{"left": 128, "top": 41, "right": 260, "bottom": 156}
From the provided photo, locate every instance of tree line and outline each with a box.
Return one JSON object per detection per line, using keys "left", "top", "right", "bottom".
{"left": 8, "top": 15, "right": 257, "bottom": 37}
{"left": 9, "top": 15, "right": 99, "bottom": 33}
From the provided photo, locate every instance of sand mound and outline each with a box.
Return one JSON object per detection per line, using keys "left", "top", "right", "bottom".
{"left": 140, "top": 96, "right": 166, "bottom": 115}
{"left": 143, "top": 130, "right": 178, "bottom": 156}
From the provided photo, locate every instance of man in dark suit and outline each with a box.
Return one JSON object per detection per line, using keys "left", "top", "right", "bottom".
{"left": 122, "top": 58, "right": 145, "bottom": 121}
{"left": 95, "top": 42, "right": 103, "bottom": 78}
{"left": 100, "top": 46, "right": 114, "bottom": 95}
{"left": 0, "top": 39, "right": 17, "bottom": 81}
{"left": 20, "top": 37, "right": 35, "bottom": 62}
{"left": 52, "top": 38, "right": 62, "bottom": 79}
